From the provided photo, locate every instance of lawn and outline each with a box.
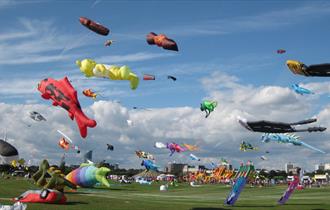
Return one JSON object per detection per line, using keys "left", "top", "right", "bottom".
{"left": 0, "top": 178, "right": 329, "bottom": 210}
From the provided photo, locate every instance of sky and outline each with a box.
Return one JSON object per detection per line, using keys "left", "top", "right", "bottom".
{"left": 1, "top": 0, "right": 330, "bottom": 171}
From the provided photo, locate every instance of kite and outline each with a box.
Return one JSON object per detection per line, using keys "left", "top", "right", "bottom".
{"left": 200, "top": 100, "right": 217, "bottom": 118}
{"left": 107, "top": 144, "right": 114, "bottom": 151}
{"left": 141, "top": 159, "right": 159, "bottom": 171}
{"left": 143, "top": 74, "right": 155, "bottom": 80}
{"left": 0, "top": 139, "right": 18, "bottom": 165}
{"left": 260, "top": 156, "right": 267, "bottom": 161}
{"left": 286, "top": 60, "right": 330, "bottom": 77}
{"left": 79, "top": 17, "right": 109, "bottom": 36}
{"left": 155, "top": 142, "right": 187, "bottom": 156}
{"left": 261, "top": 133, "right": 325, "bottom": 154}
{"left": 57, "top": 130, "right": 80, "bottom": 153}
{"left": 135, "top": 150, "right": 154, "bottom": 160}
{"left": 278, "top": 175, "right": 299, "bottom": 205}
{"left": 76, "top": 59, "right": 139, "bottom": 90}
{"left": 240, "top": 141, "right": 258, "bottom": 151}
{"left": 167, "top": 75, "right": 177, "bottom": 81}
{"left": 37, "top": 77, "right": 97, "bottom": 138}
{"left": 104, "top": 39, "right": 114, "bottom": 47}
{"left": 83, "top": 89, "right": 99, "bottom": 99}
{"left": 14, "top": 189, "right": 67, "bottom": 204}
{"left": 277, "top": 49, "right": 286, "bottom": 54}
{"left": 183, "top": 143, "right": 199, "bottom": 151}
{"left": 291, "top": 84, "right": 314, "bottom": 95}
{"left": 238, "top": 117, "right": 326, "bottom": 133}
{"left": 65, "top": 163, "right": 110, "bottom": 188}
{"left": 189, "top": 154, "right": 200, "bottom": 161}
{"left": 146, "top": 32, "right": 178, "bottom": 51}
{"left": 29, "top": 111, "right": 46, "bottom": 121}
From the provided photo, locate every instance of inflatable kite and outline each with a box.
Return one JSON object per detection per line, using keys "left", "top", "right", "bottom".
{"left": 0, "top": 139, "right": 18, "bottom": 165}
{"left": 79, "top": 17, "right": 109, "bottom": 36}
{"left": 83, "top": 89, "right": 99, "bottom": 99}
{"left": 183, "top": 144, "right": 199, "bottom": 151}
{"left": 155, "top": 142, "right": 187, "bottom": 156}
{"left": 291, "top": 84, "right": 314, "bottom": 95}
{"left": 143, "top": 74, "right": 155, "bottom": 80}
{"left": 104, "top": 39, "right": 114, "bottom": 47}
{"left": 286, "top": 60, "right": 330, "bottom": 77}
{"left": 135, "top": 150, "right": 154, "bottom": 160}
{"left": 277, "top": 49, "right": 286, "bottom": 54}
{"left": 141, "top": 159, "right": 159, "bottom": 171}
{"left": 29, "top": 111, "right": 46, "bottom": 121}
{"left": 167, "top": 75, "right": 177, "bottom": 81}
{"left": 66, "top": 163, "right": 110, "bottom": 188}
{"left": 57, "top": 130, "right": 80, "bottom": 153}
{"left": 260, "top": 156, "right": 267, "bottom": 161}
{"left": 278, "top": 175, "right": 300, "bottom": 205}
{"left": 189, "top": 154, "right": 200, "bottom": 161}
{"left": 37, "top": 77, "right": 97, "bottom": 138}
{"left": 154, "top": 142, "right": 167, "bottom": 149}
{"left": 146, "top": 32, "right": 178, "bottom": 51}
{"left": 107, "top": 144, "right": 114, "bottom": 151}
{"left": 200, "top": 100, "right": 217, "bottom": 118}
{"left": 240, "top": 141, "right": 258, "bottom": 151}
{"left": 261, "top": 133, "right": 325, "bottom": 154}
{"left": 14, "top": 189, "right": 67, "bottom": 204}
{"left": 238, "top": 117, "right": 326, "bottom": 133}
{"left": 76, "top": 59, "right": 139, "bottom": 90}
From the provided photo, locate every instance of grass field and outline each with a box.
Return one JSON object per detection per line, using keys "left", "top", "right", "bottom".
{"left": 0, "top": 178, "right": 330, "bottom": 210}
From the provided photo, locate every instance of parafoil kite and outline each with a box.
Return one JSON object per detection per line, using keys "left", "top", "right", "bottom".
{"left": 167, "top": 75, "right": 177, "bottom": 81}
{"left": 261, "top": 133, "right": 325, "bottom": 154}
{"left": 76, "top": 59, "right": 139, "bottom": 90}
{"left": 107, "top": 144, "right": 114, "bottom": 151}
{"left": 286, "top": 60, "right": 330, "bottom": 77}
{"left": 200, "top": 100, "right": 217, "bottom": 118}
{"left": 37, "top": 77, "right": 97, "bottom": 138}
{"left": 79, "top": 17, "right": 109, "bottom": 36}
{"left": 146, "top": 32, "right": 178, "bottom": 51}
{"left": 29, "top": 111, "right": 46, "bottom": 121}
{"left": 238, "top": 117, "right": 326, "bottom": 133}
{"left": 65, "top": 163, "right": 110, "bottom": 188}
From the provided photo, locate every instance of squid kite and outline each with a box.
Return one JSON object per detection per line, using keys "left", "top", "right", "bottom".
{"left": 76, "top": 59, "right": 139, "bottom": 90}
{"left": 79, "top": 17, "right": 109, "bottom": 36}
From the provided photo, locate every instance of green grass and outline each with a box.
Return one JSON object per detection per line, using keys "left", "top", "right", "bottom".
{"left": 1, "top": 178, "right": 330, "bottom": 210}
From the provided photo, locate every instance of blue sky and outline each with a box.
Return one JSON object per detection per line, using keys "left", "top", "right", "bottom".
{"left": 1, "top": 0, "right": 330, "bottom": 171}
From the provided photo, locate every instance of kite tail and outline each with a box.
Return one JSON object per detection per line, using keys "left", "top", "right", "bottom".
{"left": 75, "top": 111, "right": 97, "bottom": 138}
{"left": 300, "top": 141, "right": 325, "bottom": 154}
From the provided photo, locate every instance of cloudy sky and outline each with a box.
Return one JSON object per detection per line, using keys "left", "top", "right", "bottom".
{"left": 1, "top": 0, "right": 330, "bottom": 171}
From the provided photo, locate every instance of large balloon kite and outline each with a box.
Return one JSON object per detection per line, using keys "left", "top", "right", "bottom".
{"left": 238, "top": 117, "right": 326, "bottom": 133}
{"left": 200, "top": 100, "right": 217, "bottom": 118}
{"left": 0, "top": 139, "right": 18, "bottom": 165}
{"left": 79, "top": 17, "right": 109, "bottom": 36}
{"left": 29, "top": 111, "right": 46, "bottom": 121}
{"left": 287, "top": 60, "right": 330, "bottom": 77}
{"left": 76, "top": 59, "right": 139, "bottom": 90}
{"left": 146, "top": 32, "right": 178, "bottom": 51}
{"left": 37, "top": 77, "right": 97, "bottom": 138}
{"left": 291, "top": 84, "right": 314, "bottom": 95}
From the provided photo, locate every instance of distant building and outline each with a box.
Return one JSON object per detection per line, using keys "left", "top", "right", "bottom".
{"left": 315, "top": 164, "right": 325, "bottom": 171}
{"left": 325, "top": 163, "right": 330, "bottom": 170}
{"left": 285, "top": 163, "right": 294, "bottom": 173}
{"left": 164, "top": 163, "right": 187, "bottom": 176}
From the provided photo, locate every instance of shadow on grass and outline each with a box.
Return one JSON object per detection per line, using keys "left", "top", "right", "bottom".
{"left": 191, "top": 208, "right": 231, "bottom": 210}
{"left": 66, "top": 201, "right": 89, "bottom": 205}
